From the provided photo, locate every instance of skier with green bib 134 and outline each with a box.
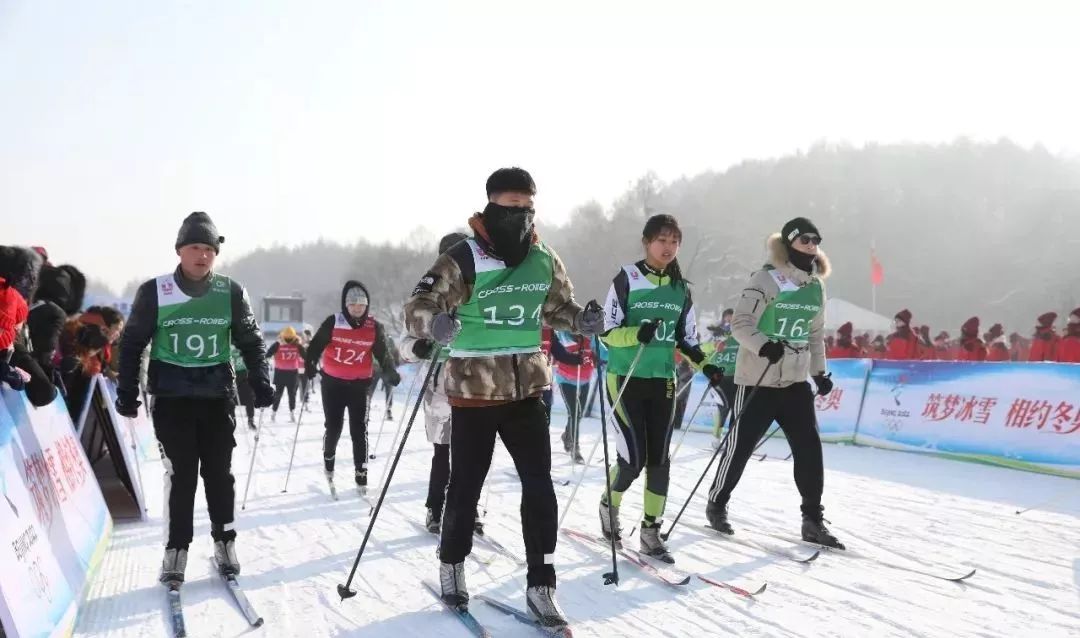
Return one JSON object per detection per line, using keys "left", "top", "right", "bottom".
{"left": 704, "top": 216, "right": 842, "bottom": 549}
{"left": 404, "top": 167, "right": 604, "bottom": 631}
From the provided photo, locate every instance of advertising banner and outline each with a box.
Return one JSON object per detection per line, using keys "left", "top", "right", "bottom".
{"left": 855, "top": 361, "right": 1080, "bottom": 478}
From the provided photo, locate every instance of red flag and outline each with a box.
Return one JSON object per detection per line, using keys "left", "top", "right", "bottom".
{"left": 871, "top": 250, "right": 884, "bottom": 286}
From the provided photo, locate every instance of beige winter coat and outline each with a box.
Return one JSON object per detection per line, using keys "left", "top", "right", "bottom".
{"left": 731, "top": 233, "right": 831, "bottom": 388}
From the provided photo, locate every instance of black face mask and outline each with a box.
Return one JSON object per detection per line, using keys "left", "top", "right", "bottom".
{"left": 483, "top": 202, "right": 535, "bottom": 267}
{"left": 787, "top": 245, "right": 817, "bottom": 273}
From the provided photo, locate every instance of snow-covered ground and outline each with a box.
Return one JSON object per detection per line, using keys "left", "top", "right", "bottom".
{"left": 76, "top": 370, "right": 1079, "bottom": 637}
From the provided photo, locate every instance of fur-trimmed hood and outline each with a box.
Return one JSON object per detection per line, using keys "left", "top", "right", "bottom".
{"left": 766, "top": 233, "right": 831, "bottom": 279}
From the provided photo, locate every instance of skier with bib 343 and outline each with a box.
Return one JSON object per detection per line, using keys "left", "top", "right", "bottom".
{"left": 704, "top": 217, "right": 843, "bottom": 549}
{"left": 597, "top": 214, "right": 724, "bottom": 564}
{"left": 305, "top": 281, "right": 400, "bottom": 495}
{"left": 404, "top": 168, "right": 604, "bottom": 630}
{"left": 115, "top": 212, "right": 274, "bottom": 584}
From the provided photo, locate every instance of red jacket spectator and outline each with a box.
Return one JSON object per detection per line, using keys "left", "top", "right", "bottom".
{"left": 985, "top": 323, "right": 1009, "bottom": 361}
{"left": 1029, "top": 312, "right": 1059, "bottom": 361}
{"left": 931, "top": 331, "right": 954, "bottom": 360}
{"left": 868, "top": 336, "right": 888, "bottom": 359}
{"left": 885, "top": 309, "right": 920, "bottom": 360}
{"left": 1056, "top": 308, "right": 1080, "bottom": 363}
{"left": 0, "top": 275, "right": 29, "bottom": 351}
{"left": 915, "top": 325, "right": 935, "bottom": 359}
{"left": 828, "top": 322, "right": 862, "bottom": 358}
{"left": 957, "top": 317, "right": 987, "bottom": 362}
{"left": 1008, "top": 333, "right": 1029, "bottom": 361}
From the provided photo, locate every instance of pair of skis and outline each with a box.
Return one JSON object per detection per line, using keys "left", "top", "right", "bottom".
{"left": 423, "top": 581, "right": 573, "bottom": 637}
{"left": 745, "top": 529, "right": 977, "bottom": 582}
{"left": 561, "top": 528, "right": 767, "bottom": 599}
{"left": 166, "top": 559, "right": 264, "bottom": 637}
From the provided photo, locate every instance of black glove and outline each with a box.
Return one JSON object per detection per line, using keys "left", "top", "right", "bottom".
{"left": 115, "top": 392, "right": 142, "bottom": 418}
{"left": 412, "top": 339, "right": 436, "bottom": 360}
{"left": 758, "top": 340, "right": 785, "bottom": 364}
{"left": 1, "top": 359, "right": 26, "bottom": 391}
{"left": 812, "top": 372, "right": 833, "bottom": 397}
{"left": 574, "top": 300, "right": 605, "bottom": 336}
{"left": 702, "top": 364, "right": 724, "bottom": 388}
{"left": 636, "top": 319, "right": 661, "bottom": 345}
{"left": 386, "top": 368, "right": 402, "bottom": 387}
{"left": 305, "top": 366, "right": 317, "bottom": 381}
{"left": 251, "top": 377, "right": 275, "bottom": 408}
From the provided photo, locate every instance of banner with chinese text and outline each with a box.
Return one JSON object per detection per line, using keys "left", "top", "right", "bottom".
{"left": 814, "top": 359, "right": 872, "bottom": 442}
{"left": 0, "top": 386, "right": 112, "bottom": 637}
{"left": 855, "top": 361, "right": 1080, "bottom": 478}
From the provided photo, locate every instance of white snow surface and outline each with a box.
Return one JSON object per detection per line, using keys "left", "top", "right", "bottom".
{"left": 76, "top": 372, "right": 1080, "bottom": 637}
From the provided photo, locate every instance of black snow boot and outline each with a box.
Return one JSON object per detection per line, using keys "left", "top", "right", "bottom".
{"left": 801, "top": 505, "right": 845, "bottom": 550}
{"left": 705, "top": 500, "right": 734, "bottom": 535}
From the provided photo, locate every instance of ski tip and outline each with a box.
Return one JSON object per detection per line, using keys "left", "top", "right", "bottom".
{"left": 676, "top": 576, "right": 692, "bottom": 586}
{"left": 952, "top": 569, "right": 977, "bottom": 582}
{"left": 252, "top": 617, "right": 265, "bottom": 627}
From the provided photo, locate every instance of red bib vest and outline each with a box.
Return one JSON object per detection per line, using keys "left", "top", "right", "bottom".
{"left": 321, "top": 313, "right": 376, "bottom": 380}
{"left": 555, "top": 337, "right": 596, "bottom": 381}
{"left": 274, "top": 342, "right": 303, "bottom": 371}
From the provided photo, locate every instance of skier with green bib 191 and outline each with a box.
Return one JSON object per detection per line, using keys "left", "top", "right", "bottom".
{"left": 598, "top": 214, "right": 725, "bottom": 564}
{"left": 115, "top": 212, "right": 274, "bottom": 586}
{"left": 704, "top": 216, "right": 843, "bottom": 549}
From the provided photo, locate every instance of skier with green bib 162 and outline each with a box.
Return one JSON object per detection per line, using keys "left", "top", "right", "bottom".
{"left": 704, "top": 217, "right": 842, "bottom": 549}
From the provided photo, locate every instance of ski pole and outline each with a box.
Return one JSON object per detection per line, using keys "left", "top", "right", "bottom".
{"left": 368, "top": 379, "right": 396, "bottom": 460}
{"left": 1015, "top": 489, "right": 1075, "bottom": 516}
{"left": 752, "top": 424, "right": 781, "bottom": 461}
{"left": 280, "top": 397, "right": 309, "bottom": 493}
{"left": 660, "top": 362, "right": 773, "bottom": 542}
{"left": 668, "top": 381, "right": 714, "bottom": 462}
{"left": 369, "top": 367, "right": 423, "bottom": 516}
{"left": 597, "top": 359, "right": 621, "bottom": 586}
{"left": 572, "top": 361, "right": 581, "bottom": 463}
{"left": 241, "top": 409, "right": 267, "bottom": 510}
{"left": 558, "top": 337, "right": 649, "bottom": 530}
{"left": 338, "top": 354, "right": 440, "bottom": 600}
{"left": 371, "top": 364, "right": 420, "bottom": 461}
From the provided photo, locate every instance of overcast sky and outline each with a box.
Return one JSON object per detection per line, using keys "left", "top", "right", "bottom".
{"left": 3, "top": 0, "right": 1078, "bottom": 291}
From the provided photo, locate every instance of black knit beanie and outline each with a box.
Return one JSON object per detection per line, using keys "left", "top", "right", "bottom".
{"left": 780, "top": 217, "right": 821, "bottom": 246}
{"left": 175, "top": 212, "right": 225, "bottom": 253}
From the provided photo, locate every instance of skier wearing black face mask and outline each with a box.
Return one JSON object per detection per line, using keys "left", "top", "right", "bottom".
{"left": 705, "top": 217, "right": 844, "bottom": 549}
{"left": 404, "top": 167, "right": 604, "bottom": 630}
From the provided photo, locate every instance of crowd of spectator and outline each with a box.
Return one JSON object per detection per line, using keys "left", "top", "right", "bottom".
{"left": 0, "top": 245, "right": 129, "bottom": 419}
{"left": 827, "top": 308, "right": 1080, "bottom": 363}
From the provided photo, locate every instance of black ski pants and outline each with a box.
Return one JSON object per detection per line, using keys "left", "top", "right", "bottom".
{"left": 272, "top": 369, "right": 299, "bottom": 412}
{"left": 320, "top": 374, "right": 371, "bottom": 475}
{"left": 236, "top": 371, "right": 255, "bottom": 421}
{"left": 707, "top": 381, "right": 824, "bottom": 515}
{"left": 557, "top": 381, "right": 587, "bottom": 443}
{"left": 605, "top": 374, "right": 675, "bottom": 523}
{"left": 153, "top": 397, "right": 237, "bottom": 550}
{"left": 426, "top": 443, "right": 450, "bottom": 514}
{"left": 441, "top": 397, "right": 557, "bottom": 587}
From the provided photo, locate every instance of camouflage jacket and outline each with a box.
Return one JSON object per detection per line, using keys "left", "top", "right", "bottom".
{"left": 403, "top": 218, "right": 583, "bottom": 405}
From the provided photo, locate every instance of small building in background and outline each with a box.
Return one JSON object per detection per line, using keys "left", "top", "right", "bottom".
{"left": 261, "top": 292, "right": 312, "bottom": 344}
